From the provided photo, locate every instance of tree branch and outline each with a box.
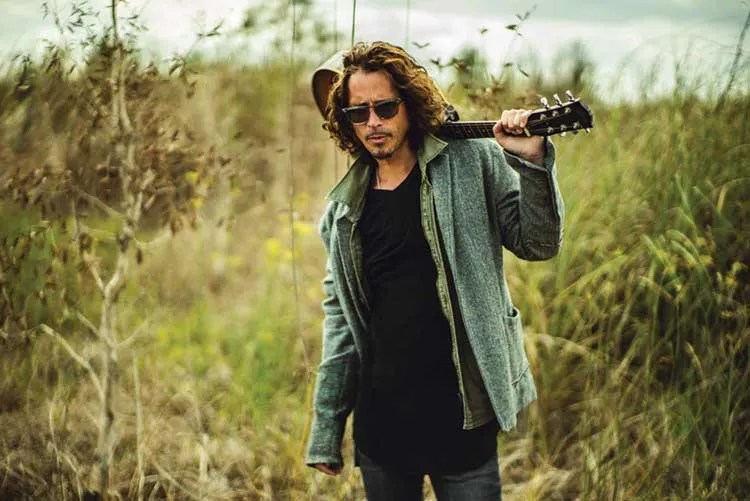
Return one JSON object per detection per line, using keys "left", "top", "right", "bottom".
{"left": 77, "top": 224, "right": 116, "bottom": 243}
{"left": 82, "top": 254, "right": 106, "bottom": 293}
{"left": 149, "top": 459, "right": 202, "bottom": 500}
{"left": 72, "top": 185, "right": 125, "bottom": 220}
{"left": 119, "top": 317, "right": 150, "bottom": 350}
{"left": 103, "top": 252, "right": 127, "bottom": 310}
{"left": 40, "top": 323, "right": 104, "bottom": 402}
{"left": 133, "top": 357, "right": 145, "bottom": 501}
{"left": 134, "top": 228, "right": 171, "bottom": 251}
{"left": 75, "top": 310, "right": 99, "bottom": 338}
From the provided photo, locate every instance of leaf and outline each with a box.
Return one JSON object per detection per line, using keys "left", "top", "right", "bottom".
{"left": 190, "top": 197, "right": 204, "bottom": 210}
{"left": 206, "top": 20, "right": 225, "bottom": 37}
{"left": 185, "top": 171, "right": 199, "bottom": 184}
{"left": 168, "top": 61, "right": 182, "bottom": 76}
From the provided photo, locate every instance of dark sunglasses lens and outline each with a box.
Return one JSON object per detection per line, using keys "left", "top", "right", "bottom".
{"left": 375, "top": 100, "right": 399, "bottom": 119}
{"left": 345, "top": 107, "right": 370, "bottom": 123}
{"left": 344, "top": 99, "right": 400, "bottom": 123}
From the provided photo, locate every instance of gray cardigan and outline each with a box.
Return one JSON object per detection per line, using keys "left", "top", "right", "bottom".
{"left": 305, "top": 133, "right": 564, "bottom": 467}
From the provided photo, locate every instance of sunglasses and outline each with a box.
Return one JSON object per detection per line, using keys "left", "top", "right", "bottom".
{"left": 342, "top": 98, "right": 403, "bottom": 124}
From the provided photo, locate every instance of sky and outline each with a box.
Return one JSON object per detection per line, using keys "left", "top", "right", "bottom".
{"left": 0, "top": 0, "right": 747, "bottom": 100}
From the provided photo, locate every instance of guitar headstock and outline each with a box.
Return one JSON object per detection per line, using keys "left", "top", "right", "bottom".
{"left": 527, "top": 91, "right": 594, "bottom": 137}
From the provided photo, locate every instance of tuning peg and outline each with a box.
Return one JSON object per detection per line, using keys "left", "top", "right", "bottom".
{"left": 565, "top": 90, "right": 575, "bottom": 101}
{"left": 553, "top": 93, "right": 563, "bottom": 106}
{"left": 540, "top": 96, "right": 550, "bottom": 109}
{"left": 444, "top": 104, "right": 460, "bottom": 122}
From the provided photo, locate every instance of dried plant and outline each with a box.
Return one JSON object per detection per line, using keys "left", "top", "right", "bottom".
{"left": 0, "top": 1, "right": 228, "bottom": 497}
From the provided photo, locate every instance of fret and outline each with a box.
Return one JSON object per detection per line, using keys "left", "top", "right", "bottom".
{"left": 438, "top": 121, "right": 496, "bottom": 139}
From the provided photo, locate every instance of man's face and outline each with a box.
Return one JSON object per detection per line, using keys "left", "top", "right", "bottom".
{"left": 345, "top": 69, "right": 411, "bottom": 160}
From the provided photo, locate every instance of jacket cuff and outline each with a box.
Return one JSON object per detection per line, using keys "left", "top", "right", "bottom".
{"left": 502, "top": 137, "right": 556, "bottom": 173}
{"left": 304, "top": 413, "right": 346, "bottom": 467}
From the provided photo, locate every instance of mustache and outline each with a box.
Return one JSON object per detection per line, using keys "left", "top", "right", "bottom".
{"left": 365, "top": 131, "right": 392, "bottom": 140}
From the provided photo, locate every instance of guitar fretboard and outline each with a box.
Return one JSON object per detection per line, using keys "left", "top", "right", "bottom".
{"left": 438, "top": 121, "right": 496, "bottom": 139}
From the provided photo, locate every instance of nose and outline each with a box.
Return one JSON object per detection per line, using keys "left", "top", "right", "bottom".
{"left": 365, "top": 106, "right": 383, "bottom": 127}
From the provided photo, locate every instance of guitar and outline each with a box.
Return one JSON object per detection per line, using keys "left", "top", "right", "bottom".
{"left": 438, "top": 91, "right": 594, "bottom": 139}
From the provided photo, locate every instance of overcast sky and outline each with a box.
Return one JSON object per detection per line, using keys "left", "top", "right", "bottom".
{"left": 0, "top": 0, "right": 747, "bottom": 99}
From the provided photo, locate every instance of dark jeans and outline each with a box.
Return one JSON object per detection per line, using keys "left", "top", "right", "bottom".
{"left": 357, "top": 448, "right": 502, "bottom": 501}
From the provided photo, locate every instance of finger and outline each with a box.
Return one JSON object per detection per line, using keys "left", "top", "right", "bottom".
{"left": 314, "top": 464, "right": 342, "bottom": 476}
{"left": 508, "top": 111, "right": 523, "bottom": 134}
{"left": 516, "top": 110, "right": 530, "bottom": 129}
{"left": 498, "top": 110, "right": 518, "bottom": 135}
{"left": 511, "top": 109, "right": 532, "bottom": 132}
{"left": 497, "top": 110, "right": 511, "bottom": 134}
{"left": 315, "top": 464, "right": 334, "bottom": 475}
{"left": 329, "top": 464, "right": 343, "bottom": 474}
{"left": 510, "top": 109, "right": 523, "bottom": 129}
{"left": 492, "top": 112, "right": 505, "bottom": 136}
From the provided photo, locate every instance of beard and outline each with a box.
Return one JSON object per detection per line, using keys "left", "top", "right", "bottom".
{"left": 364, "top": 131, "right": 407, "bottom": 160}
{"left": 370, "top": 147, "right": 394, "bottom": 159}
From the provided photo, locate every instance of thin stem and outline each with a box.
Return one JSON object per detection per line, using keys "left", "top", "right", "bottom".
{"left": 133, "top": 357, "right": 145, "bottom": 501}
{"left": 288, "top": 0, "right": 310, "bottom": 377}
{"left": 71, "top": 186, "right": 125, "bottom": 220}
{"left": 40, "top": 324, "right": 105, "bottom": 402}
{"left": 405, "top": 0, "right": 410, "bottom": 47}
{"left": 716, "top": 6, "right": 750, "bottom": 110}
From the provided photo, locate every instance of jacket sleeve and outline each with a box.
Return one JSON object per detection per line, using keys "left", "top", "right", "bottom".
{"left": 304, "top": 202, "right": 359, "bottom": 467}
{"left": 491, "top": 138, "right": 565, "bottom": 260}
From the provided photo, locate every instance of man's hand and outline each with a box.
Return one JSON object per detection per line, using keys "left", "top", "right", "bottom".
{"left": 493, "top": 109, "right": 545, "bottom": 165}
{"left": 312, "top": 463, "right": 343, "bottom": 476}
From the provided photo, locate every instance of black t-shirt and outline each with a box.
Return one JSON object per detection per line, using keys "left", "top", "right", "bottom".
{"left": 353, "top": 164, "right": 499, "bottom": 474}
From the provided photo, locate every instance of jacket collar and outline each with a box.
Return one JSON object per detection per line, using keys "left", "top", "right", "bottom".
{"left": 327, "top": 133, "right": 448, "bottom": 220}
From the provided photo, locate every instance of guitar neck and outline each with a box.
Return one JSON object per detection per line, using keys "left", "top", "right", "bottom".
{"left": 437, "top": 97, "right": 593, "bottom": 139}
{"left": 437, "top": 121, "right": 496, "bottom": 139}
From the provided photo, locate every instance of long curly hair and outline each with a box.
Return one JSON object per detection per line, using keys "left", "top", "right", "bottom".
{"left": 323, "top": 41, "right": 447, "bottom": 156}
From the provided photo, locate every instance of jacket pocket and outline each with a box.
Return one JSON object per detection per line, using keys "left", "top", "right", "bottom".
{"left": 502, "top": 307, "right": 530, "bottom": 385}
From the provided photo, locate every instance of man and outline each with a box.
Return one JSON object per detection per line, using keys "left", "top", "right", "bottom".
{"left": 305, "top": 41, "right": 564, "bottom": 500}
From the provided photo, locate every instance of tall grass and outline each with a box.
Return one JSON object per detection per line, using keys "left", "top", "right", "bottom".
{"left": 1, "top": 34, "right": 749, "bottom": 501}
{"left": 498, "top": 95, "right": 750, "bottom": 499}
